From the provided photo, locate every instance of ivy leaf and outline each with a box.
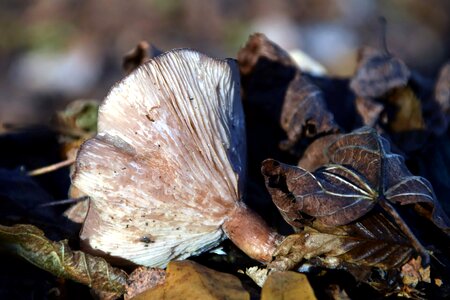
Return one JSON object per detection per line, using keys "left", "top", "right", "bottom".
{"left": 0, "top": 224, "right": 127, "bottom": 294}
{"left": 262, "top": 127, "right": 450, "bottom": 234}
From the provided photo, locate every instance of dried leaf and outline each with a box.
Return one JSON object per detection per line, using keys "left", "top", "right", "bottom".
{"left": 280, "top": 72, "right": 340, "bottom": 154}
{"left": 131, "top": 260, "right": 249, "bottom": 300}
{"left": 350, "top": 47, "right": 410, "bottom": 99}
{"left": 297, "top": 134, "right": 341, "bottom": 171}
{"left": 355, "top": 96, "right": 384, "bottom": 127}
{"left": 238, "top": 33, "right": 339, "bottom": 158}
{"left": 401, "top": 256, "right": 431, "bottom": 287}
{"left": 122, "top": 41, "right": 163, "bottom": 74}
{"left": 262, "top": 127, "right": 450, "bottom": 234}
{"left": 245, "top": 266, "right": 269, "bottom": 287}
{"left": 125, "top": 266, "right": 166, "bottom": 300}
{"left": 0, "top": 224, "right": 127, "bottom": 294}
{"left": 269, "top": 213, "right": 414, "bottom": 273}
{"left": 238, "top": 33, "right": 297, "bottom": 77}
{"left": 261, "top": 271, "right": 317, "bottom": 300}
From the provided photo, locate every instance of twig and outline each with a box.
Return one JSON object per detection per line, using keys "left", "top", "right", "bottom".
{"left": 28, "top": 157, "right": 76, "bottom": 176}
{"left": 378, "top": 16, "right": 390, "bottom": 55}
{"left": 37, "top": 196, "right": 89, "bottom": 208}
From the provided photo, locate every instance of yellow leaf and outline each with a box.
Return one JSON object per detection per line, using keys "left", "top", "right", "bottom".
{"left": 261, "top": 271, "right": 317, "bottom": 300}
{"left": 132, "top": 260, "right": 249, "bottom": 300}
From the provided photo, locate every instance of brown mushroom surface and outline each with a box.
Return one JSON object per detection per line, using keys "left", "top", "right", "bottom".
{"left": 72, "top": 49, "right": 281, "bottom": 267}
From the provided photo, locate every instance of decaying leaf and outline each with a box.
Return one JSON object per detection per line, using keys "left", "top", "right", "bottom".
{"left": 238, "top": 33, "right": 340, "bottom": 157}
{"left": 262, "top": 127, "right": 450, "bottom": 234}
{"left": 401, "top": 256, "right": 431, "bottom": 287}
{"left": 131, "top": 260, "right": 249, "bottom": 300}
{"left": 279, "top": 72, "right": 340, "bottom": 154}
{"left": 125, "top": 266, "right": 166, "bottom": 300}
{"left": 0, "top": 224, "right": 127, "bottom": 294}
{"left": 245, "top": 266, "right": 269, "bottom": 287}
{"left": 297, "top": 134, "right": 341, "bottom": 172}
{"left": 260, "top": 271, "right": 317, "bottom": 300}
{"left": 355, "top": 96, "right": 384, "bottom": 127}
{"left": 269, "top": 213, "right": 414, "bottom": 274}
{"left": 350, "top": 47, "right": 410, "bottom": 99}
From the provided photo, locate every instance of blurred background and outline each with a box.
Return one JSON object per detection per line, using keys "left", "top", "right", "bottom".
{"left": 1, "top": 0, "right": 449, "bottom": 125}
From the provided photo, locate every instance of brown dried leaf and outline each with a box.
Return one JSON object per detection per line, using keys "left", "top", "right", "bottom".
{"left": 0, "top": 224, "right": 127, "bottom": 294}
{"left": 355, "top": 96, "right": 384, "bottom": 127}
{"left": 237, "top": 33, "right": 297, "bottom": 77}
{"left": 262, "top": 127, "right": 450, "bottom": 234}
{"left": 280, "top": 73, "right": 340, "bottom": 153}
{"left": 122, "top": 41, "right": 163, "bottom": 74}
{"left": 297, "top": 134, "right": 341, "bottom": 171}
{"left": 125, "top": 266, "right": 166, "bottom": 300}
{"left": 131, "top": 260, "right": 249, "bottom": 300}
{"left": 238, "top": 33, "right": 340, "bottom": 157}
{"left": 269, "top": 213, "right": 414, "bottom": 273}
{"left": 260, "top": 271, "right": 317, "bottom": 300}
{"left": 350, "top": 47, "right": 410, "bottom": 99}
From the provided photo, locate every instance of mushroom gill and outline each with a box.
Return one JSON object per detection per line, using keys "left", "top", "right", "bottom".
{"left": 71, "top": 49, "right": 281, "bottom": 267}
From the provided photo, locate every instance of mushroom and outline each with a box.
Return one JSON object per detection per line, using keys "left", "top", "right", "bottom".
{"left": 71, "top": 49, "right": 282, "bottom": 267}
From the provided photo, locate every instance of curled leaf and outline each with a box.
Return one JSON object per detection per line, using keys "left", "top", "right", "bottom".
{"left": 297, "top": 134, "right": 341, "bottom": 172}
{"left": 132, "top": 260, "right": 249, "bottom": 300}
{"left": 350, "top": 47, "right": 410, "bottom": 99}
{"left": 280, "top": 72, "right": 340, "bottom": 153}
{"left": 355, "top": 96, "right": 384, "bottom": 127}
{"left": 269, "top": 213, "right": 414, "bottom": 274}
{"left": 262, "top": 127, "right": 450, "bottom": 234}
{"left": 0, "top": 224, "right": 127, "bottom": 294}
{"left": 238, "top": 33, "right": 339, "bottom": 157}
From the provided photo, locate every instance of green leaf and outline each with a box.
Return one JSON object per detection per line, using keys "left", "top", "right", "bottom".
{"left": 0, "top": 224, "right": 127, "bottom": 294}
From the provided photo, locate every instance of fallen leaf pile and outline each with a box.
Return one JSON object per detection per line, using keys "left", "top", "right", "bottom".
{"left": 1, "top": 31, "right": 450, "bottom": 300}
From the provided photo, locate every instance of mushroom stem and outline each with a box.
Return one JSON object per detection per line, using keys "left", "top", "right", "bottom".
{"left": 222, "top": 205, "right": 284, "bottom": 263}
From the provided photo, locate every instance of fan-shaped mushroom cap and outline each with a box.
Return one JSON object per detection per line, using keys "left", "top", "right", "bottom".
{"left": 72, "top": 49, "right": 247, "bottom": 267}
